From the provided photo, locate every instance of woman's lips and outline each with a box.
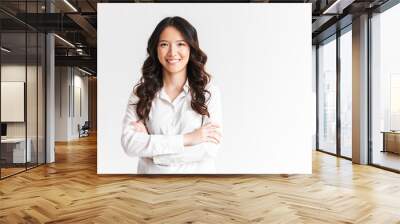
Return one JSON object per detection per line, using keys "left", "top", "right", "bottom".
{"left": 166, "top": 59, "right": 181, "bottom": 64}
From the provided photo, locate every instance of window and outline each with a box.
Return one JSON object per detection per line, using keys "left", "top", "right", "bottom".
{"left": 370, "top": 3, "right": 400, "bottom": 171}
{"left": 318, "top": 36, "right": 337, "bottom": 155}
{"left": 339, "top": 28, "right": 352, "bottom": 158}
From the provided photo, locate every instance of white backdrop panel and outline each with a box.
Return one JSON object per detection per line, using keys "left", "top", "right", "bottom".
{"left": 98, "top": 3, "right": 312, "bottom": 174}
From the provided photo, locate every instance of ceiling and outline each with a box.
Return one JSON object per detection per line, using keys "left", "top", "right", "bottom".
{"left": 0, "top": 0, "right": 393, "bottom": 75}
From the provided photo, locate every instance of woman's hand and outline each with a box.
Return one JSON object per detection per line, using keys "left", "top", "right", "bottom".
{"left": 183, "top": 122, "right": 222, "bottom": 146}
{"left": 132, "top": 121, "right": 148, "bottom": 133}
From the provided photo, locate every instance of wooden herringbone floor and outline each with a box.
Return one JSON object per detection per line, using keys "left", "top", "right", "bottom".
{"left": 1, "top": 134, "right": 400, "bottom": 224}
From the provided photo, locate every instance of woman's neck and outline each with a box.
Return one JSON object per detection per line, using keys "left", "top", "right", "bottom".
{"left": 163, "top": 70, "right": 187, "bottom": 92}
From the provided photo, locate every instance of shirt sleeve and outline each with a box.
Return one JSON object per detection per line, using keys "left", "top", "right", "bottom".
{"left": 120, "top": 91, "right": 185, "bottom": 157}
{"left": 152, "top": 84, "right": 223, "bottom": 165}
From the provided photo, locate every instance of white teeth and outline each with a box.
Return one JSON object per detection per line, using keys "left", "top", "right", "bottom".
{"left": 167, "top": 59, "right": 180, "bottom": 64}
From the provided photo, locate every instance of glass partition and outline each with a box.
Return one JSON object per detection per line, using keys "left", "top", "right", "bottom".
{"left": 38, "top": 32, "right": 45, "bottom": 165}
{"left": 1, "top": 31, "right": 28, "bottom": 178}
{"left": 0, "top": 1, "right": 46, "bottom": 179}
{"left": 371, "top": 4, "right": 400, "bottom": 171}
{"left": 339, "top": 28, "right": 352, "bottom": 158}
{"left": 27, "top": 31, "right": 38, "bottom": 169}
{"left": 317, "top": 36, "right": 337, "bottom": 155}
{"left": 26, "top": 0, "right": 36, "bottom": 170}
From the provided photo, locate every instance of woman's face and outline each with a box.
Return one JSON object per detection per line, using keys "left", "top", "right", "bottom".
{"left": 157, "top": 26, "right": 190, "bottom": 76}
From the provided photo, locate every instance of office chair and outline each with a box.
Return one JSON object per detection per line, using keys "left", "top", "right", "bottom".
{"left": 79, "top": 121, "right": 90, "bottom": 138}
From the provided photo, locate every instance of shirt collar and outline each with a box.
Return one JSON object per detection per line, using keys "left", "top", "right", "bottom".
{"left": 156, "top": 78, "right": 190, "bottom": 99}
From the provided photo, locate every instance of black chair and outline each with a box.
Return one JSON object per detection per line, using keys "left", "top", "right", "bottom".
{"left": 79, "top": 121, "right": 90, "bottom": 138}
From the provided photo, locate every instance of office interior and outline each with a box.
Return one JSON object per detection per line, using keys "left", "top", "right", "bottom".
{"left": 0, "top": 0, "right": 97, "bottom": 179}
{"left": 0, "top": 0, "right": 400, "bottom": 222}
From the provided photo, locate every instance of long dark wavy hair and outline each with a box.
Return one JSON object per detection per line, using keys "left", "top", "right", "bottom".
{"left": 134, "top": 16, "right": 211, "bottom": 121}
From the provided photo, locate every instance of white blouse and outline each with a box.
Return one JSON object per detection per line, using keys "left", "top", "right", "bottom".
{"left": 121, "top": 80, "right": 222, "bottom": 174}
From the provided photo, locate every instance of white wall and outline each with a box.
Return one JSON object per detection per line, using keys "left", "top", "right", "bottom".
{"left": 72, "top": 72, "right": 89, "bottom": 138}
{"left": 312, "top": 45, "right": 317, "bottom": 150}
{"left": 55, "top": 66, "right": 69, "bottom": 141}
{"left": 98, "top": 3, "right": 312, "bottom": 174}
{"left": 55, "top": 67, "right": 89, "bottom": 141}
{"left": 1, "top": 65, "right": 26, "bottom": 130}
{"left": 1, "top": 65, "right": 40, "bottom": 138}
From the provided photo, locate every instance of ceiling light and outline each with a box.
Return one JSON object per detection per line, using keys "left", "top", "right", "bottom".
{"left": 322, "top": 0, "right": 355, "bottom": 14}
{"left": 76, "top": 48, "right": 84, "bottom": 55}
{"left": 1, "top": 47, "right": 11, "bottom": 53}
{"left": 78, "top": 67, "right": 92, "bottom": 76}
{"left": 54, "top": 34, "right": 75, "bottom": 48}
{"left": 63, "top": 0, "right": 78, "bottom": 12}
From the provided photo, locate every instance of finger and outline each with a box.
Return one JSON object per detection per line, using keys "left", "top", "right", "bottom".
{"left": 203, "top": 123, "right": 213, "bottom": 128}
{"left": 209, "top": 124, "right": 220, "bottom": 130}
{"left": 205, "top": 122, "right": 220, "bottom": 128}
{"left": 203, "top": 126, "right": 220, "bottom": 133}
{"left": 204, "top": 130, "right": 222, "bottom": 139}
{"left": 210, "top": 134, "right": 221, "bottom": 143}
{"left": 210, "top": 131, "right": 222, "bottom": 140}
{"left": 207, "top": 135, "right": 220, "bottom": 144}
{"left": 132, "top": 121, "right": 143, "bottom": 128}
{"left": 133, "top": 124, "right": 146, "bottom": 133}
{"left": 135, "top": 121, "right": 145, "bottom": 127}
{"left": 212, "top": 124, "right": 220, "bottom": 129}
{"left": 137, "top": 125, "right": 146, "bottom": 131}
{"left": 134, "top": 121, "right": 147, "bottom": 131}
{"left": 206, "top": 137, "right": 218, "bottom": 144}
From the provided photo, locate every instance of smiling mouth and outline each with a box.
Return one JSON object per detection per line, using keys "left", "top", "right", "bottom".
{"left": 166, "top": 59, "right": 181, "bottom": 64}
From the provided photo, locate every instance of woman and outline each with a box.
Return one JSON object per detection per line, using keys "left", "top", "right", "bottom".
{"left": 121, "top": 16, "right": 222, "bottom": 174}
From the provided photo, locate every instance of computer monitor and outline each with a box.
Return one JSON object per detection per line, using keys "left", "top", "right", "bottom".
{"left": 1, "top": 123, "right": 7, "bottom": 137}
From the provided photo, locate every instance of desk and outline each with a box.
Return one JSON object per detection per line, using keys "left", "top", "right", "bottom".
{"left": 1, "top": 138, "right": 31, "bottom": 163}
{"left": 381, "top": 131, "right": 400, "bottom": 154}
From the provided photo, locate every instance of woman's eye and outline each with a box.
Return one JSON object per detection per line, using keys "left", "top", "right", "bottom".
{"left": 178, "top": 42, "right": 186, "bottom": 46}
{"left": 160, "top": 43, "right": 168, "bottom": 47}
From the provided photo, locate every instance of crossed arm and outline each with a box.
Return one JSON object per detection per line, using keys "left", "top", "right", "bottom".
{"left": 132, "top": 120, "right": 221, "bottom": 165}
{"left": 121, "top": 85, "right": 222, "bottom": 165}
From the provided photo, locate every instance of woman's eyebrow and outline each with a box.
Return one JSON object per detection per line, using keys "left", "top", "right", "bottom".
{"left": 158, "top": 39, "right": 186, "bottom": 42}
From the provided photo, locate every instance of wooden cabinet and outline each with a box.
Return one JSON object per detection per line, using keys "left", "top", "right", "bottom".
{"left": 382, "top": 132, "right": 400, "bottom": 154}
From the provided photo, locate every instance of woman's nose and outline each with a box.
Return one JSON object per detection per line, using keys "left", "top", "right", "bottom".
{"left": 168, "top": 44, "right": 177, "bottom": 56}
